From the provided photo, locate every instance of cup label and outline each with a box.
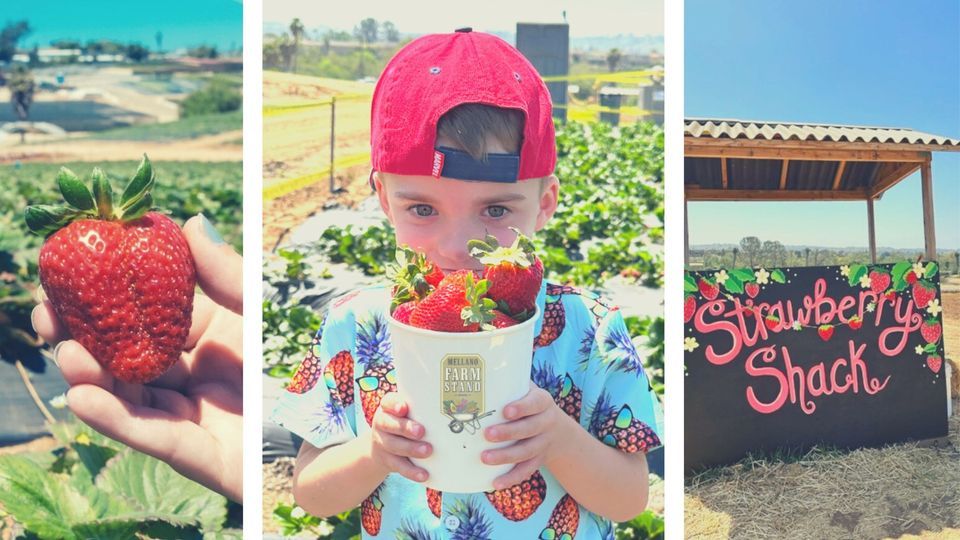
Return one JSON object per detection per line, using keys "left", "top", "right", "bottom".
{"left": 441, "top": 354, "right": 495, "bottom": 434}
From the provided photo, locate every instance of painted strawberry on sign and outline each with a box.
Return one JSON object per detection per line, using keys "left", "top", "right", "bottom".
{"left": 698, "top": 278, "right": 719, "bottom": 300}
{"left": 25, "top": 156, "right": 196, "bottom": 384}
{"left": 869, "top": 270, "right": 891, "bottom": 295}
{"left": 912, "top": 281, "right": 936, "bottom": 311}
{"left": 920, "top": 320, "right": 942, "bottom": 344}
{"left": 683, "top": 294, "right": 696, "bottom": 323}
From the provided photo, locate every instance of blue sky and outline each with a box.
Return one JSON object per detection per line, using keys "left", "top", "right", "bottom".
{"left": 686, "top": 0, "right": 960, "bottom": 250}
{"left": 1, "top": 0, "right": 242, "bottom": 52}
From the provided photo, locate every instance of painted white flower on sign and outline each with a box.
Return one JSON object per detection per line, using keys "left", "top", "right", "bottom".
{"left": 684, "top": 337, "right": 699, "bottom": 352}
{"left": 915, "top": 345, "right": 924, "bottom": 355}
{"left": 840, "top": 265, "right": 851, "bottom": 277}
{"left": 859, "top": 274, "right": 872, "bottom": 288}
{"left": 755, "top": 268, "right": 770, "bottom": 285}
{"left": 913, "top": 262, "right": 925, "bottom": 277}
{"left": 926, "top": 299, "right": 942, "bottom": 317}
{"left": 714, "top": 270, "right": 729, "bottom": 284}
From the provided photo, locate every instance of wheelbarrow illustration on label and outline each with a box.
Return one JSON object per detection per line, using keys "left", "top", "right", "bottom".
{"left": 444, "top": 409, "right": 496, "bottom": 435}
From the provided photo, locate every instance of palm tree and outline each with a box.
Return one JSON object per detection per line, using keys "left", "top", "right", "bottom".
{"left": 606, "top": 48, "right": 622, "bottom": 72}
{"left": 9, "top": 65, "right": 35, "bottom": 143}
{"left": 289, "top": 18, "right": 305, "bottom": 72}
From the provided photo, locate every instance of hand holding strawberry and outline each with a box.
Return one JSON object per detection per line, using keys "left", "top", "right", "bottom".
{"left": 31, "top": 194, "right": 243, "bottom": 501}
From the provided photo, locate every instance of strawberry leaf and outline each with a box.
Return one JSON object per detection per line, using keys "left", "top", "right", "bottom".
{"left": 723, "top": 275, "right": 744, "bottom": 294}
{"left": 120, "top": 154, "right": 155, "bottom": 211}
{"left": 891, "top": 261, "right": 912, "bottom": 285}
{"left": 121, "top": 193, "right": 153, "bottom": 222}
{"left": 24, "top": 205, "right": 78, "bottom": 236}
{"left": 57, "top": 167, "right": 95, "bottom": 211}
{"left": 848, "top": 264, "right": 867, "bottom": 287}
{"left": 731, "top": 268, "right": 756, "bottom": 283}
{"left": 924, "top": 262, "right": 938, "bottom": 279}
{"left": 923, "top": 343, "right": 938, "bottom": 354}
{"left": 770, "top": 269, "right": 786, "bottom": 284}
{"left": 683, "top": 274, "right": 698, "bottom": 292}
{"left": 91, "top": 167, "right": 114, "bottom": 220}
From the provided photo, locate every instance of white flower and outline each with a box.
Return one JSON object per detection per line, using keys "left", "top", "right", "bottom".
{"left": 840, "top": 265, "right": 851, "bottom": 277}
{"left": 926, "top": 299, "right": 942, "bottom": 317}
{"left": 866, "top": 302, "right": 876, "bottom": 313}
{"left": 49, "top": 393, "right": 68, "bottom": 409}
{"left": 792, "top": 321, "right": 803, "bottom": 331}
{"left": 714, "top": 270, "right": 729, "bottom": 284}
{"left": 755, "top": 268, "right": 770, "bottom": 285}
{"left": 684, "top": 337, "right": 700, "bottom": 352}
{"left": 859, "top": 274, "right": 872, "bottom": 288}
{"left": 913, "top": 262, "right": 925, "bottom": 277}
{"left": 291, "top": 506, "right": 306, "bottom": 519}
{"left": 915, "top": 345, "right": 924, "bottom": 355}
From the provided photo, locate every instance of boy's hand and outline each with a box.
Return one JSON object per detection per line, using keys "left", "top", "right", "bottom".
{"left": 481, "top": 381, "right": 563, "bottom": 490}
{"left": 370, "top": 392, "right": 433, "bottom": 483}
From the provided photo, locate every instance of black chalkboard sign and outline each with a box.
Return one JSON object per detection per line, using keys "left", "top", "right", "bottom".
{"left": 684, "top": 261, "right": 948, "bottom": 471}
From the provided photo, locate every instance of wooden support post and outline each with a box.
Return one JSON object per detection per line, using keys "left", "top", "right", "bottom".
{"left": 921, "top": 160, "right": 936, "bottom": 260}
{"left": 684, "top": 199, "right": 690, "bottom": 267}
{"left": 867, "top": 198, "right": 877, "bottom": 264}
{"left": 720, "top": 157, "right": 728, "bottom": 189}
{"left": 779, "top": 159, "right": 790, "bottom": 189}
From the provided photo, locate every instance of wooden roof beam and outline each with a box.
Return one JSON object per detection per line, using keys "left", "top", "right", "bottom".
{"left": 869, "top": 161, "right": 924, "bottom": 199}
{"left": 832, "top": 160, "right": 847, "bottom": 190}
{"left": 685, "top": 143, "right": 929, "bottom": 162}
{"left": 685, "top": 137, "right": 960, "bottom": 154}
{"left": 685, "top": 187, "right": 869, "bottom": 201}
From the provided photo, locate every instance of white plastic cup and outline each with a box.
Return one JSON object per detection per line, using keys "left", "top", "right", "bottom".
{"left": 387, "top": 306, "right": 538, "bottom": 493}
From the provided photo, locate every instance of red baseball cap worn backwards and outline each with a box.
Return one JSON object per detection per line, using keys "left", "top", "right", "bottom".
{"left": 370, "top": 28, "right": 556, "bottom": 184}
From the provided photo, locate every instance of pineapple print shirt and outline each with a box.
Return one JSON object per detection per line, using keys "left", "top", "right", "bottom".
{"left": 273, "top": 281, "right": 663, "bottom": 539}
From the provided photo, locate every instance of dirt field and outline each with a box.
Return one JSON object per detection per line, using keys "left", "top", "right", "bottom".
{"left": 0, "top": 130, "right": 242, "bottom": 163}
{"left": 262, "top": 71, "right": 373, "bottom": 197}
{"left": 685, "top": 281, "right": 960, "bottom": 539}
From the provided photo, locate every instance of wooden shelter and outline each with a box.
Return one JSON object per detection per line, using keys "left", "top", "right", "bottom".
{"left": 684, "top": 119, "right": 960, "bottom": 264}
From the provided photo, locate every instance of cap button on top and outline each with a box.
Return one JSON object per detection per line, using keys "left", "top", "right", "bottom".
{"left": 454, "top": 27, "right": 472, "bottom": 33}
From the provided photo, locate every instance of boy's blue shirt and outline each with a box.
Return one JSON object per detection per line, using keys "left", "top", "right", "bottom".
{"left": 273, "top": 279, "right": 663, "bottom": 539}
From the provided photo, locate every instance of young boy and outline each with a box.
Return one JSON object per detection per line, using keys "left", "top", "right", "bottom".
{"left": 273, "top": 29, "right": 662, "bottom": 539}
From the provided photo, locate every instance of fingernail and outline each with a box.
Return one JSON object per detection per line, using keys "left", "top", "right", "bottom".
{"left": 504, "top": 407, "right": 514, "bottom": 419}
{"left": 418, "top": 444, "right": 430, "bottom": 456}
{"left": 198, "top": 213, "right": 225, "bottom": 245}
{"left": 486, "top": 427, "right": 499, "bottom": 440}
{"left": 52, "top": 342, "right": 64, "bottom": 368}
{"left": 418, "top": 471, "right": 428, "bottom": 482}
{"left": 30, "top": 305, "right": 40, "bottom": 333}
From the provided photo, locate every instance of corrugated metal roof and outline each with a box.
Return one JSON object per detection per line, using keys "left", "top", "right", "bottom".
{"left": 685, "top": 118, "right": 960, "bottom": 147}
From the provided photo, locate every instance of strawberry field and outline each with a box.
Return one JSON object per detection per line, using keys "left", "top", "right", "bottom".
{"left": 0, "top": 160, "right": 242, "bottom": 538}
{"left": 263, "top": 120, "right": 665, "bottom": 538}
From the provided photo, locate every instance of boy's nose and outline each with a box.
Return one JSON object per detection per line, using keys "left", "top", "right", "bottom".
{"left": 435, "top": 222, "right": 484, "bottom": 270}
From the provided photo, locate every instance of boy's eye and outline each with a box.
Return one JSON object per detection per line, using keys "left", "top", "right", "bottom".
{"left": 485, "top": 205, "right": 509, "bottom": 218}
{"left": 410, "top": 204, "right": 435, "bottom": 217}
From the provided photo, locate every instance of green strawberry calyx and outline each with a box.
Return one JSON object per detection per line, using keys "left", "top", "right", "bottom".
{"left": 467, "top": 227, "right": 536, "bottom": 268}
{"left": 459, "top": 272, "right": 498, "bottom": 330}
{"left": 387, "top": 245, "right": 435, "bottom": 312}
{"left": 24, "top": 154, "right": 156, "bottom": 236}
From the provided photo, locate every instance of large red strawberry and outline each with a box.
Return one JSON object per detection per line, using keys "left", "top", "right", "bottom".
{"left": 920, "top": 320, "right": 942, "bottom": 344}
{"left": 408, "top": 271, "right": 495, "bottom": 332}
{"left": 912, "top": 281, "right": 936, "bottom": 311}
{"left": 745, "top": 282, "right": 760, "bottom": 298}
{"left": 869, "top": 270, "right": 891, "bottom": 295}
{"left": 468, "top": 228, "right": 543, "bottom": 317}
{"left": 927, "top": 355, "right": 943, "bottom": 374}
{"left": 540, "top": 495, "right": 580, "bottom": 539}
{"left": 484, "top": 470, "right": 546, "bottom": 521}
{"left": 490, "top": 310, "right": 518, "bottom": 328}
{"left": 391, "top": 300, "right": 416, "bottom": 325}
{"left": 683, "top": 294, "right": 696, "bottom": 323}
{"left": 26, "top": 157, "right": 196, "bottom": 384}
{"left": 698, "top": 278, "right": 719, "bottom": 300}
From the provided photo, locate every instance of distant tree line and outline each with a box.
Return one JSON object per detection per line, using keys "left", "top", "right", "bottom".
{"left": 263, "top": 17, "right": 404, "bottom": 79}
{"left": 694, "top": 236, "right": 960, "bottom": 275}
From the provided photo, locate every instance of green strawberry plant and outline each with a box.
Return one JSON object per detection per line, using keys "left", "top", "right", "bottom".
{"left": 0, "top": 420, "right": 240, "bottom": 539}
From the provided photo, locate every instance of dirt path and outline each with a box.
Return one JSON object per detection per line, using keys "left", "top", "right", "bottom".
{"left": 0, "top": 130, "right": 243, "bottom": 163}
